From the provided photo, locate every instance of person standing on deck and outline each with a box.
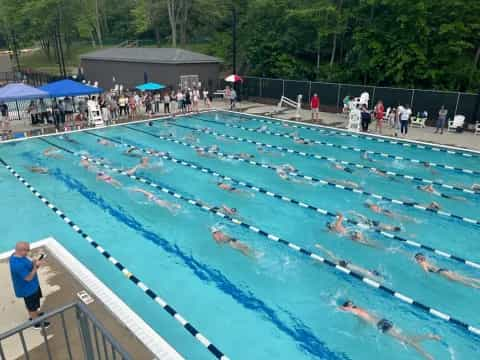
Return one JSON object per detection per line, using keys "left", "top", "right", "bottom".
{"left": 9, "top": 242, "right": 50, "bottom": 329}
{"left": 310, "top": 93, "right": 320, "bottom": 121}
{"left": 435, "top": 105, "right": 448, "bottom": 134}
{"left": 374, "top": 100, "right": 385, "bottom": 134}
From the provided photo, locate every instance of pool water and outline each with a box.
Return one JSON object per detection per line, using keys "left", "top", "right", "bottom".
{"left": 1, "top": 110, "right": 479, "bottom": 360}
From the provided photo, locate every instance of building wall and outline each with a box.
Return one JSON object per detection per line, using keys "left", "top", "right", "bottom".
{"left": 80, "top": 59, "right": 220, "bottom": 90}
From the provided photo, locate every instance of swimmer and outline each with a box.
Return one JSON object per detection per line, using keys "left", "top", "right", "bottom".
{"left": 235, "top": 153, "right": 254, "bottom": 159}
{"left": 418, "top": 184, "right": 465, "bottom": 201}
{"left": 370, "top": 168, "right": 391, "bottom": 178}
{"left": 25, "top": 166, "right": 48, "bottom": 174}
{"left": 125, "top": 157, "right": 149, "bottom": 175}
{"left": 97, "top": 139, "right": 114, "bottom": 146}
{"left": 212, "top": 205, "right": 238, "bottom": 216}
{"left": 96, "top": 172, "right": 122, "bottom": 187}
{"left": 131, "top": 188, "right": 181, "bottom": 214}
{"left": 331, "top": 162, "right": 354, "bottom": 174}
{"left": 472, "top": 184, "right": 480, "bottom": 192}
{"left": 315, "top": 244, "right": 382, "bottom": 281}
{"left": 43, "top": 147, "right": 63, "bottom": 159}
{"left": 293, "top": 137, "right": 311, "bottom": 145}
{"left": 258, "top": 125, "right": 268, "bottom": 132}
{"left": 80, "top": 158, "right": 94, "bottom": 170}
{"left": 211, "top": 227, "right": 252, "bottom": 257}
{"left": 350, "top": 211, "right": 401, "bottom": 232}
{"left": 196, "top": 148, "right": 216, "bottom": 158}
{"left": 340, "top": 300, "right": 440, "bottom": 360}
{"left": 327, "top": 213, "right": 381, "bottom": 248}
{"left": 328, "top": 179, "right": 361, "bottom": 189}
{"left": 217, "top": 182, "right": 243, "bottom": 194}
{"left": 123, "top": 147, "right": 143, "bottom": 157}
{"left": 362, "top": 151, "right": 374, "bottom": 162}
{"left": 147, "top": 149, "right": 168, "bottom": 157}
{"left": 364, "top": 201, "right": 414, "bottom": 222}
{"left": 414, "top": 253, "right": 480, "bottom": 289}
{"left": 426, "top": 201, "right": 441, "bottom": 211}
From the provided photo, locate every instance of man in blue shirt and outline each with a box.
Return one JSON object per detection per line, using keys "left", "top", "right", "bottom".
{"left": 9, "top": 242, "right": 50, "bottom": 329}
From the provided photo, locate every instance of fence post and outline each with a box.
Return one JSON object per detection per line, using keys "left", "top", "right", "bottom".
{"left": 454, "top": 92, "right": 461, "bottom": 116}
{"left": 282, "top": 80, "right": 285, "bottom": 97}
{"left": 76, "top": 306, "right": 95, "bottom": 360}
{"left": 410, "top": 89, "right": 415, "bottom": 109}
{"left": 308, "top": 81, "right": 312, "bottom": 104}
{"left": 336, "top": 84, "right": 341, "bottom": 113}
{"left": 371, "top": 86, "right": 376, "bottom": 108}
{"left": 259, "top": 78, "right": 262, "bottom": 98}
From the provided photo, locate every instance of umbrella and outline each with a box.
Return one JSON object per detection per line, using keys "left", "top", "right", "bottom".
{"left": 224, "top": 74, "right": 243, "bottom": 83}
{"left": 135, "top": 82, "right": 166, "bottom": 91}
{"left": 0, "top": 83, "right": 49, "bottom": 122}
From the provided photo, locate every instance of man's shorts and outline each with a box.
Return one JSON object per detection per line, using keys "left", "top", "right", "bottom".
{"left": 24, "top": 287, "right": 42, "bottom": 312}
{"left": 312, "top": 107, "right": 319, "bottom": 113}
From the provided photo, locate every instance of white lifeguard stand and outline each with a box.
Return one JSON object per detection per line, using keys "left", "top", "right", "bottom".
{"left": 87, "top": 100, "right": 104, "bottom": 127}
{"left": 347, "top": 107, "right": 361, "bottom": 132}
{"left": 277, "top": 94, "right": 303, "bottom": 119}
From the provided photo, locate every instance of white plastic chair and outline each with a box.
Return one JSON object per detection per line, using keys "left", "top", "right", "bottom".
{"left": 475, "top": 122, "right": 480, "bottom": 135}
{"left": 87, "top": 101, "right": 104, "bottom": 127}
{"left": 347, "top": 108, "right": 361, "bottom": 132}
{"left": 448, "top": 115, "right": 465, "bottom": 132}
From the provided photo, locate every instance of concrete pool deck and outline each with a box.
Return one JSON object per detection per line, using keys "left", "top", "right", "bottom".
{"left": 2, "top": 98, "right": 479, "bottom": 152}
{"left": 0, "top": 238, "right": 182, "bottom": 360}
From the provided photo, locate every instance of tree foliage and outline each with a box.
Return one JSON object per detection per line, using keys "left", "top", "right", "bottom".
{"left": 0, "top": 0, "right": 478, "bottom": 91}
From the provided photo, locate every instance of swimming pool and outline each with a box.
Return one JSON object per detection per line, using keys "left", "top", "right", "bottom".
{"left": 1, "top": 110, "right": 479, "bottom": 359}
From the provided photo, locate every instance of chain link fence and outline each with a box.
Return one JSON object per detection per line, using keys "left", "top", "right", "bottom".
{"left": 237, "top": 76, "right": 480, "bottom": 125}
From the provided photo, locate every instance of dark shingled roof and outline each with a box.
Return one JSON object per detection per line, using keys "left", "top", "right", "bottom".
{"left": 80, "top": 47, "right": 222, "bottom": 64}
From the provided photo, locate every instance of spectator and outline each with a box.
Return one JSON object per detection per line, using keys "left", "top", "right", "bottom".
{"left": 203, "top": 89, "right": 209, "bottom": 105}
{"left": 144, "top": 94, "right": 152, "bottom": 115}
{"left": 388, "top": 107, "right": 397, "bottom": 128}
{"left": 225, "top": 85, "right": 231, "bottom": 104}
{"left": 163, "top": 92, "right": 171, "bottom": 114}
{"left": 310, "top": 93, "right": 320, "bottom": 121}
{"left": 64, "top": 96, "right": 74, "bottom": 125}
{"left": 435, "top": 105, "right": 448, "bottom": 135}
{"left": 342, "top": 95, "right": 351, "bottom": 113}
{"left": 374, "top": 100, "right": 385, "bottom": 134}
{"left": 51, "top": 99, "right": 60, "bottom": 129}
{"left": 128, "top": 95, "right": 137, "bottom": 120}
{"left": 176, "top": 89, "right": 184, "bottom": 114}
{"left": 9, "top": 242, "right": 50, "bottom": 329}
{"left": 230, "top": 88, "right": 237, "bottom": 110}
{"left": 118, "top": 94, "right": 128, "bottom": 117}
{"left": 193, "top": 88, "right": 200, "bottom": 113}
{"left": 185, "top": 89, "right": 192, "bottom": 113}
{"left": 154, "top": 92, "right": 161, "bottom": 113}
{"left": 78, "top": 98, "right": 87, "bottom": 121}
{"left": 109, "top": 95, "right": 118, "bottom": 122}
{"left": 360, "top": 106, "right": 371, "bottom": 132}
{"left": 28, "top": 100, "right": 38, "bottom": 125}
{"left": 58, "top": 100, "right": 66, "bottom": 127}
{"left": 38, "top": 99, "right": 48, "bottom": 124}
{"left": 398, "top": 104, "right": 412, "bottom": 136}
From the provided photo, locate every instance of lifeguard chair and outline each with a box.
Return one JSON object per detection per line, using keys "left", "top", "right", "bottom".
{"left": 87, "top": 100, "right": 104, "bottom": 127}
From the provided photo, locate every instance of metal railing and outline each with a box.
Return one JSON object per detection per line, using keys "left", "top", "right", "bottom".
{"left": 235, "top": 76, "right": 480, "bottom": 125}
{"left": 0, "top": 302, "right": 132, "bottom": 360}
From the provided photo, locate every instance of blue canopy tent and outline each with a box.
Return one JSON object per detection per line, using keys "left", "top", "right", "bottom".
{"left": 0, "top": 83, "right": 49, "bottom": 122}
{"left": 39, "top": 79, "right": 103, "bottom": 97}
{"left": 135, "top": 82, "right": 166, "bottom": 92}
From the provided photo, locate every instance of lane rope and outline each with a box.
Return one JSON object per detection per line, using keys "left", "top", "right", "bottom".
{"left": 150, "top": 122, "right": 480, "bottom": 227}
{"left": 220, "top": 110, "right": 480, "bottom": 159}
{"left": 193, "top": 115, "right": 480, "bottom": 177}
{"left": 0, "top": 156, "right": 230, "bottom": 360}
{"left": 184, "top": 115, "right": 477, "bottom": 196}
{"left": 81, "top": 131, "right": 480, "bottom": 271}
{"left": 33, "top": 142, "right": 480, "bottom": 339}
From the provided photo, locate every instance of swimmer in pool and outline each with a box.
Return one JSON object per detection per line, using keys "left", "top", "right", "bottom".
{"left": 131, "top": 188, "right": 181, "bottom": 213}
{"left": 370, "top": 168, "right": 391, "bottom": 178}
{"left": 216, "top": 182, "right": 250, "bottom": 196}
{"left": 97, "top": 138, "right": 114, "bottom": 146}
{"left": 123, "top": 147, "right": 143, "bottom": 157}
{"left": 350, "top": 212, "right": 401, "bottom": 232}
{"left": 211, "top": 227, "right": 252, "bottom": 257}
{"left": 293, "top": 137, "right": 312, "bottom": 145}
{"left": 197, "top": 148, "right": 217, "bottom": 158}
{"left": 96, "top": 172, "right": 122, "bottom": 187}
{"left": 234, "top": 153, "right": 255, "bottom": 159}
{"left": 418, "top": 184, "right": 465, "bottom": 201}
{"left": 472, "top": 184, "right": 480, "bottom": 192}
{"left": 315, "top": 244, "right": 382, "bottom": 281}
{"left": 327, "top": 213, "right": 380, "bottom": 248}
{"left": 331, "top": 162, "right": 354, "bottom": 174}
{"left": 362, "top": 151, "right": 375, "bottom": 162}
{"left": 328, "top": 179, "right": 361, "bottom": 189}
{"left": 426, "top": 201, "right": 441, "bottom": 211}
{"left": 211, "top": 205, "right": 238, "bottom": 216}
{"left": 125, "top": 157, "right": 149, "bottom": 175}
{"left": 43, "top": 147, "right": 63, "bottom": 159}
{"left": 414, "top": 253, "right": 480, "bottom": 289}
{"left": 258, "top": 125, "right": 268, "bottom": 132}
{"left": 25, "top": 166, "right": 48, "bottom": 174}
{"left": 364, "top": 201, "right": 413, "bottom": 221}
{"left": 340, "top": 300, "right": 440, "bottom": 360}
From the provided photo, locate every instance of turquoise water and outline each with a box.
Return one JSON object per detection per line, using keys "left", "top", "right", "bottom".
{"left": 1, "top": 110, "right": 479, "bottom": 360}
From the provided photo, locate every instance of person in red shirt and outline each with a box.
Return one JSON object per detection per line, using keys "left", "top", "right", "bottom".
{"left": 310, "top": 93, "right": 320, "bottom": 121}
{"left": 374, "top": 100, "right": 385, "bottom": 134}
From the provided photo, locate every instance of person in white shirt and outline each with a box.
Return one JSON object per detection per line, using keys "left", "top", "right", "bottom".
{"left": 398, "top": 105, "right": 412, "bottom": 136}
{"left": 203, "top": 89, "right": 209, "bottom": 105}
{"left": 193, "top": 88, "right": 200, "bottom": 113}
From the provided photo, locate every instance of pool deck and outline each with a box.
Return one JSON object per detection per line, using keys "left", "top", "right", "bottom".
{"left": 2, "top": 98, "right": 479, "bottom": 152}
{"left": 0, "top": 238, "right": 182, "bottom": 360}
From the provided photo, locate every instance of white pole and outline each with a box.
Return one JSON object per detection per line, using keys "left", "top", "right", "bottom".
{"left": 454, "top": 92, "right": 461, "bottom": 116}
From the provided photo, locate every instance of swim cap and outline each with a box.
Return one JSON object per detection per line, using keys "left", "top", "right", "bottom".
{"left": 210, "top": 226, "right": 220, "bottom": 233}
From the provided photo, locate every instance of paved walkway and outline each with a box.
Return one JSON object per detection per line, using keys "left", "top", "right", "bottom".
{"left": 0, "top": 245, "right": 154, "bottom": 360}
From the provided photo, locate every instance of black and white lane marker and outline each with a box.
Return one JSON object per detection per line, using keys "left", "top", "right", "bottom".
{"left": 81, "top": 131, "right": 480, "bottom": 271}
{"left": 133, "top": 123, "right": 480, "bottom": 227}
{"left": 193, "top": 115, "right": 480, "bottom": 177}
{"left": 0, "top": 156, "right": 230, "bottom": 360}
{"left": 219, "top": 110, "right": 480, "bottom": 159}
{"left": 32, "top": 145, "right": 480, "bottom": 339}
